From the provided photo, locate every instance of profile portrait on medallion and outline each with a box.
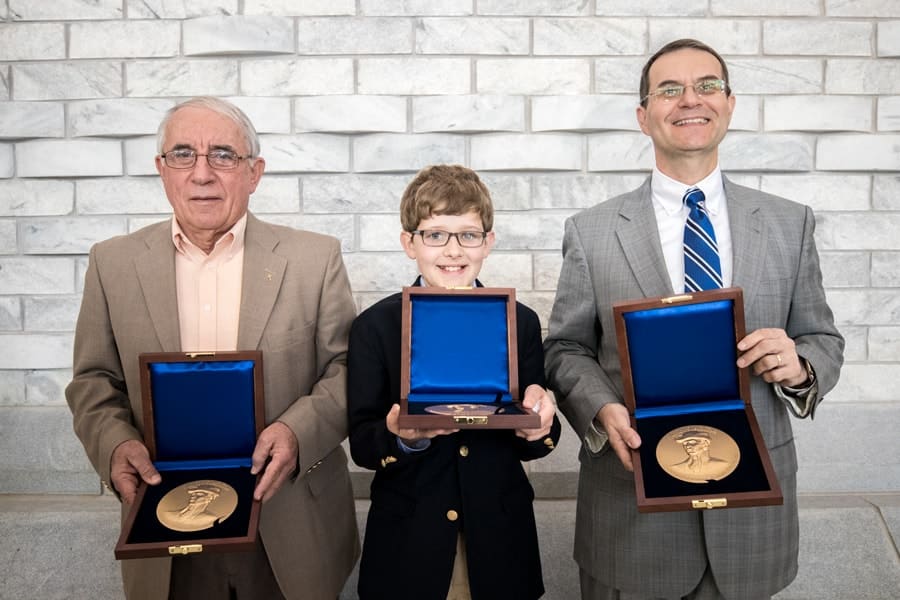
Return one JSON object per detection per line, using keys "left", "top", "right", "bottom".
{"left": 156, "top": 480, "right": 239, "bottom": 532}
{"left": 656, "top": 426, "right": 740, "bottom": 484}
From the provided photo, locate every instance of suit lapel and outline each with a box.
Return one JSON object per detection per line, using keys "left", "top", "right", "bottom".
{"left": 237, "top": 214, "right": 287, "bottom": 350}
{"left": 134, "top": 221, "right": 181, "bottom": 352}
{"left": 616, "top": 178, "right": 674, "bottom": 298}
{"left": 724, "top": 178, "right": 766, "bottom": 310}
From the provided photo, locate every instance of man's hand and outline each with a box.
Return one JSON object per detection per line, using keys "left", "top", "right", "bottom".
{"left": 110, "top": 439, "right": 161, "bottom": 504}
{"left": 386, "top": 403, "right": 459, "bottom": 446}
{"left": 737, "top": 328, "right": 808, "bottom": 387}
{"left": 251, "top": 421, "right": 299, "bottom": 503}
{"left": 596, "top": 403, "right": 641, "bottom": 472}
{"left": 515, "top": 384, "right": 555, "bottom": 442}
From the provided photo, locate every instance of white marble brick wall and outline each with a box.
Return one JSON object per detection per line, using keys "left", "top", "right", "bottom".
{"left": 1, "top": 2, "right": 898, "bottom": 496}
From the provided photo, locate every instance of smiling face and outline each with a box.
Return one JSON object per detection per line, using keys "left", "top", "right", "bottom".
{"left": 155, "top": 105, "right": 265, "bottom": 252}
{"left": 400, "top": 211, "right": 495, "bottom": 289}
{"left": 636, "top": 47, "right": 735, "bottom": 180}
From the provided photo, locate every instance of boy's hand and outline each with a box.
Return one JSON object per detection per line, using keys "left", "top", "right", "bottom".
{"left": 515, "top": 384, "right": 555, "bottom": 442}
{"left": 386, "top": 403, "right": 459, "bottom": 446}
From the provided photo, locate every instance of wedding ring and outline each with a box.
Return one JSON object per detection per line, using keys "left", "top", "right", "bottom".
{"left": 776, "top": 354, "right": 782, "bottom": 366}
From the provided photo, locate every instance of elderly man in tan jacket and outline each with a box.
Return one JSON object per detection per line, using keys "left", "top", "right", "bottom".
{"left": 66, "top": 96, "right": 359, "bottom": 600}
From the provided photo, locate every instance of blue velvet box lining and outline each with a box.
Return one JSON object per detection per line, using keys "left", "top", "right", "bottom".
{"left": 408, "top": 295, "right": 512, "bottom": 405}
{"left": 149, "top": 360, "right": 257, "bottom": 470}
{"left": 624, "top": 299, "right": 738, "bottom": 416}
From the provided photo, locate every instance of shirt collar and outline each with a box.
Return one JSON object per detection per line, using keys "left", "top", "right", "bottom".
{"left": 171, "top": 213, "right": 248, "bottom": 260}
{"left": 413, "top": 275, "right": 483, "bottom": 288}
{"left": 650, "top": 166, "right": 725, "bottom": 217}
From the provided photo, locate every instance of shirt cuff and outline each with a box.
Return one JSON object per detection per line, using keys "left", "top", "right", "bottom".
{"left": 397, "top": 436, "right": 431, "bottom": 454}
{"left": 585, "top": 418, "right": 609, "bottom": 454}
{"left": 773, "top": 358, "right": 820, "bottom": 419}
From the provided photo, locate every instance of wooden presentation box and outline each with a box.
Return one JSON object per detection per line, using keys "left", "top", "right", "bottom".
{"left": 399, "top": 287, "right": 540, "bottom": 430}
{"left": 114, "top": 351, "right": 265, "bottom": 559}
{"left": 613, "top": 288, "right": 782, "bottom": 513}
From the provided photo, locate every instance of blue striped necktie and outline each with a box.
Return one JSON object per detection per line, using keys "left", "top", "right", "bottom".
{"left": 683, "top": 187, "right": 722, "bottom": 291}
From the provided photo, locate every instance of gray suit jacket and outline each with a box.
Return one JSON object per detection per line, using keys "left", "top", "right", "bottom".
{"left": 66, "top": 213, "right": 360, "bottom": 600}
{"left": 544, "top": 177, "right": 844, "bottom": 599}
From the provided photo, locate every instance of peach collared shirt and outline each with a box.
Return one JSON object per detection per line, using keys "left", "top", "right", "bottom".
{"left": 171, "top": 214, "right": 246, "bottom": 352}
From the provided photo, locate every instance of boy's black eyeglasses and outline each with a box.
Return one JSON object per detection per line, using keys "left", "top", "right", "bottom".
{"left": 160, "top": 148, "right": 251, "bottom": 170}
{"left": 410, "top": 230, "right": 487, "bottom": 248}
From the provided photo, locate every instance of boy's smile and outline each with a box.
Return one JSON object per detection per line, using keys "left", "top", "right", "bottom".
{"left": 401, "top": 211, "right": 495, "bottom": 288}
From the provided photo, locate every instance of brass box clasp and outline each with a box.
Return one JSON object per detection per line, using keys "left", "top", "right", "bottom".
{"left": 692, "top": 498, "right": 728, "bottom": 510}
{"left": 168, "top": 544, "right": 203, "bottom": 555}
{"left": 453, "top": 416, "right": 489, "bottom": 425}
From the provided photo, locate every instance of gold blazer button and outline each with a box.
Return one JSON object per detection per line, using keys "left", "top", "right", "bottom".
{"left": 446, "top": 510, "right": 459, "bottom": 522}
{"left": 459, "top": 445, "right": 469, "bottom": 457}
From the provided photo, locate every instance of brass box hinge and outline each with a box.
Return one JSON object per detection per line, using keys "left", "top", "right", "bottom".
{"left": 661, "top": 294, "right": 694, "bottom": 304}
{"left": 168, "top": 544, "right": 203, "bottom": 555}
{"left": 692, "top": 498, "right": 727, "bottom": 510}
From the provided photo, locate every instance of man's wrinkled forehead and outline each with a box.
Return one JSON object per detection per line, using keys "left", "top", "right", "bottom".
{"left": 165, "top": 107, "right": 245, "bottom": 151}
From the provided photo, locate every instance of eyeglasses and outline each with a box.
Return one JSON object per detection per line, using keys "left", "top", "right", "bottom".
{"left": 643, "top": 78, "right": 728, "bottom": 103}
{"left": 410, "top": 230, "right": 487, "bottom": 248}
{"left": 160, "top": 148, "right": 251, "bottom": 170}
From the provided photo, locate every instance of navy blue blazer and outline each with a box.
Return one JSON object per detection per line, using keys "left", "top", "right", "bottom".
{"left": 348, "top": 282, "right": 561, "bottom": 600}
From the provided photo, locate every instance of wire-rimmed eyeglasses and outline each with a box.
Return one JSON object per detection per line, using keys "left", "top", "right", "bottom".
{"left": 410, "top": 230, "right": 488, "bottom": 248}
{"left": 160, "top": 148, "right": 252, "bottom": 170}
{"left": 642, "top": 78, "right": 728, "bottom": 104}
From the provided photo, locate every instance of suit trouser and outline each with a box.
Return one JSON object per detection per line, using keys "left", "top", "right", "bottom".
{"left": 169, "top": 537, "right": 285, "bottom": 600}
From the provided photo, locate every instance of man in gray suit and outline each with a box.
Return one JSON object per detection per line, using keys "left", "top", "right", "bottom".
{"left": 544, "top": 39, "right": 844, "bottom": 600}
{"left": 66, "top": 97, "right": 359, "bottom": 599}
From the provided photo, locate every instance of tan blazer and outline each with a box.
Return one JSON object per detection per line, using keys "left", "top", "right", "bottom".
{"left": 66, "top": 213, "right": 360, "bottom": 600}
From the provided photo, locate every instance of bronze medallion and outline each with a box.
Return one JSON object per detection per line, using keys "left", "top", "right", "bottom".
{"left": 156, "top": 479, "right": 238, "bottom": 532}
{"left": 656, "top": 425, "right": 740, "bottom": 484}
{"left": 424, "top": 403, "right": 497, "bottom": 416}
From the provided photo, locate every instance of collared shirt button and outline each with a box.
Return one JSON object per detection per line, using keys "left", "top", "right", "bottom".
{"left": 446, "top": 510, "right": 459, "bottom": 522}
{"left": 459, "top": 445, "right": 469, "bottom": 457}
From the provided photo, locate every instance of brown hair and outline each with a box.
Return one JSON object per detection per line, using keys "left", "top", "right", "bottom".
{"left": 399, "top": 164, "right": 494, "bottom": 232}
{"left": 639, "top": 39, "right": 731, "bottom": 108}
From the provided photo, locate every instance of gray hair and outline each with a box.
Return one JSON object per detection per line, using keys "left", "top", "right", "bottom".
{"left": 156, "top": 96, "right": 260, "bottom": 159}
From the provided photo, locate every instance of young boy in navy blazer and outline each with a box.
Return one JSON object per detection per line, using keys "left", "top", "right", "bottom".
{"left": 348, "top": 164, "right": 561, "bottom": 600}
